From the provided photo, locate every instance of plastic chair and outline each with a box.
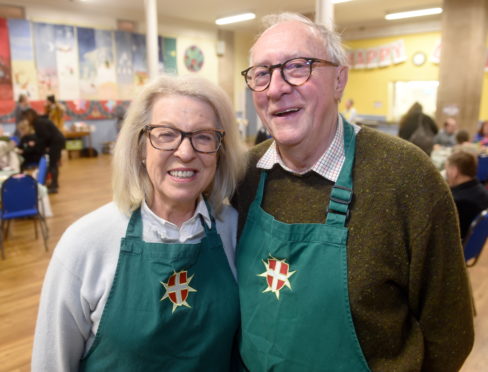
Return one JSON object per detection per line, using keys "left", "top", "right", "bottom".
{"left": 463, "top": 208, "right": 488, "bottom": 267}
{"left": 37, "top": 155, "right": 48, "bottom": 185}
{"left": 0, "top": 174, "right": 49, "bottom": 259}
{"left": 477, "top": 155, "right": 488, "bottom": 183}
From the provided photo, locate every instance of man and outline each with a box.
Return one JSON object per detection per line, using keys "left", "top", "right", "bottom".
{"left": 446, "top": 150, "right": 488, "bottom": 240}
{"left": 343, "top": 98, "right": 357, "bottom": 123}
{"left": 232, "top": 13, "right": 474, "bottom": 372}
{"left": 434, "top": 117, "right": 458, "bottom": 147}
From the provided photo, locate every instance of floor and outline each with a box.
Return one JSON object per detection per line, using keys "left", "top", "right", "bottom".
{"left": 0, "top": 154, "right": 486, "bottom": 371}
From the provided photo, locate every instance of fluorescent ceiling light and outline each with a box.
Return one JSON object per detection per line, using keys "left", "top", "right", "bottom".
{"left": 385, "top": 7, "right": 442, "bottom": 20}
{"left": 216, "top": 12, "right": 256, "bottom": 25}
{"left": 333, "top": 0, "right": 353, "bottom": 3}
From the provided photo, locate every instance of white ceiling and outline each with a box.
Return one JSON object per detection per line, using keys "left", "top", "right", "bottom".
{"left": 22, "top": 0, "right": 444, "bottom": 33}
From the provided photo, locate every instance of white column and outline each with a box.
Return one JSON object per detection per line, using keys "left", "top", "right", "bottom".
{"left": 145, "top": 0, "right": 159, "bottom": 80}
{"left": 315, "top": 0, "right": 334, "bottom": 30}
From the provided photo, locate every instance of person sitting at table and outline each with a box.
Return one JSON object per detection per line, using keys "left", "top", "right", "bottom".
{"left": 21, "top": 109, "right": 65, "bottom": 194}
{"left": 474, "top": 120, "right": 488, "bottom": 146}
{"left": 16, "top": 119, "right": 45, "bottom": 171}
{"left": 31, "top": 74, "right": 247, "bottom": 371}
{"left": 445, "top": 150, "right": 488, "bottom": 240}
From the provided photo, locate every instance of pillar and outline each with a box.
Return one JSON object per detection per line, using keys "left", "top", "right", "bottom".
{"left": 436, "top": 0, "right": 488, "bottom": 134}
{"left": 144, "top": 0, "right": 159, "bottom": 80}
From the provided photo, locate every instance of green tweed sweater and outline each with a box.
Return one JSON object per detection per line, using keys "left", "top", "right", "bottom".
{"left": 233, "top": 126, "right": 474, "bottom": 372}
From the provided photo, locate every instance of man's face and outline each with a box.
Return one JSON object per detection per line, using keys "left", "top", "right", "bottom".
{"left": 445, "top": 118, "right": 457, "bottom": 134}
{"left": 250, "top": 21, "right": 348, "bottom": 156}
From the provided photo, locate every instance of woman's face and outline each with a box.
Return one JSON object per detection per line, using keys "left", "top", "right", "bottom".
{"left": 145, "top": 94, "right": 218, "bottom": 215}
{"left": 483, "top": 122, "right": 488, "bottom": 136}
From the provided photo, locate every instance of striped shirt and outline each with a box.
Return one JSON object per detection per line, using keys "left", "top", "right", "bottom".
{"left": 256, "top": 115, "right": 361, "bottom": 182}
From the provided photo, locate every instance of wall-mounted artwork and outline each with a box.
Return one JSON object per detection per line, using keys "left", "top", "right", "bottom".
{"left": 184, "top": 45, "right": 204, "bottom": 72}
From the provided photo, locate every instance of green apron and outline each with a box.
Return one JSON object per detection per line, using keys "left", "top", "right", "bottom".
{"left": 80, "top": 206, "right": 239, "bottom": 371}
{"left": 237, "top": 121, "right": 371, "bottom": 371}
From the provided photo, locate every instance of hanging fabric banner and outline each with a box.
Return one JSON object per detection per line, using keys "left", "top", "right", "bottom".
{"left": 33, "top": 22, "right": 58, "bottom": 99}
{"left": 8, "top": 19, "right": 37, "bottom": 100}
{"left": 115, "top": 30, "right": 134, "bottom": 100}
{"left": 56, "top": 24, "right": 79, "bottom": 100}
{"left": 0, "top": 18, "right": 13, "bottom": 101}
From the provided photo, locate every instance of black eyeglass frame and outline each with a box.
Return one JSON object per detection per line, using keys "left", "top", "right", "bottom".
{"left": 241, "top": 57, "right": 339, "bottom": 92}
{"left": 143, "top": 125, "right": 225, "bottom": 154}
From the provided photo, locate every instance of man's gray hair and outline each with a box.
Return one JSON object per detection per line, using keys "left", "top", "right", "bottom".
{"left": 251, "top": 12, "right": 348, "bottom": 66}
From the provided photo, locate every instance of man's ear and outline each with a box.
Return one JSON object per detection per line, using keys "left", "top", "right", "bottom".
{"left": 335, "top": 66, "right": 349, "bottom": 101}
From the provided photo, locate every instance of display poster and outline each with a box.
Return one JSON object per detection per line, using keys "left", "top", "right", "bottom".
{"left": 159, "top": 36, "right": 177, "bottom": 74}
{"left": 33, "top": 22, "right": 58, "bottom": 99}
{"left": 132, "top": 33, "right": 148, "bottom": 87}
{"left": 115, "top": 31, "right": 134, "bottom": 100}
{"left": 77, "top": 27, "right": 98, "bottom": 99}
{"left": 0, "top": 18, "right": 13, "bottom": 101}
{"left": 55, "top": 25, "right": 79, "bottom": 100}
{"left": 8, "top": 19, "right": 39, "bottom": 100}
{"left": 94, "top": 29, "right": 117, "bottom": 100}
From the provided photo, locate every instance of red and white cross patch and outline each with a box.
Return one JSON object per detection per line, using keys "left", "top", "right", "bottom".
{"left": 161, "top": 270, "right": 197, "bottom": 313}
{"left": 258, "top": 257, "right": 295, "bottom": 299}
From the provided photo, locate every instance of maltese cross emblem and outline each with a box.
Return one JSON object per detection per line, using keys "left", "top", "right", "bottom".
{"left": 161, "top": 270, "right": 197, "bottom": 313}
{"left": 258, "top": 257, "right": 295, "bottom": 300}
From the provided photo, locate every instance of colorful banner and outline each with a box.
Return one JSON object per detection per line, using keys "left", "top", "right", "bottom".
{"left": 77, "top": 27, "right": 97, "bottom": 99}
{"left": 348, "top": 39, "right": 407, "bottom": 70}
{"left": 115, "top": 31, "right": 134, "bottom": 100}
{"left": 8, "top": 19, "right": 39, "bottom": 100}
{"left": 132, "top": 33, "right": 148, "bottom": 87}
{"left": 94, "top": 29, "right": 117, "bottom": 100}
{"left": 0, "top": 18, "right": 13, "bottom": 101}
{"left": 159, "top": 36, "right": 177, "bottom": 74}
{"left": 33, "top": 22, "right": 58, "bottom": 99}
{"left": 55, "top": 25, "right": 79, "bottom": 100}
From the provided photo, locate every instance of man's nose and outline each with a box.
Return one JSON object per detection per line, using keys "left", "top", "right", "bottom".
{"left": 266, "top": 68, "right": 292, "bottom": 98}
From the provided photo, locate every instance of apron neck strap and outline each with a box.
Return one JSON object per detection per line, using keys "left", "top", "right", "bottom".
{"left": 125, "top": 206, "right": 143, "bottom": 238}
{"left": 325, "top": 120, "right": 356, "bottom": 227}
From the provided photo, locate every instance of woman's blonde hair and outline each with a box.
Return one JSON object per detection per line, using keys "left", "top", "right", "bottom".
{"left": 112, "top": 74, "right": 247, "bottom": 215}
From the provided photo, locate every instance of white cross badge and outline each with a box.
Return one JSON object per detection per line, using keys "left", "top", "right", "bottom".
{"left": 258, "top": 257, "right": 295, "bottom": 300}
{"left": 161, "top": 270, "right": 197, "bottom": 312}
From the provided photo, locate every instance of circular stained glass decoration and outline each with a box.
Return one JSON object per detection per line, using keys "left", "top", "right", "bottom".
{"left": 184, "top": 45, "right": 204, "bottom": 72}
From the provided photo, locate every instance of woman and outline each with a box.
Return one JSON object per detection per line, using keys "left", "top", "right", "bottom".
{"left": 32, "top": 75, "right": 247, "bottom": 371}
{"left": 474, "top": 120, "right": 488, "bottom": 145}
{"left": 21, "top": 108, "right": 66, "bottom": 193}
{"left": 16, "top": 119, "right": 45, "bottom": 170}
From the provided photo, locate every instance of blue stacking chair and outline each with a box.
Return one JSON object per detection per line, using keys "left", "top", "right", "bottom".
{"left": 463, "top": 209, "right": 488, "bottom": 267}
{"left": 37, "top": 155, "right": 48, "bottom": 185}
{"left": 477, "top": 155, "right": 488, "bottom": 184}
{"left": 0, "top": 174, "right": 48, "bottom": 259}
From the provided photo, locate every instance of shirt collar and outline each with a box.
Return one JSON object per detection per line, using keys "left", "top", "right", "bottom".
{"left": 141, "top": 196, "right": 211, "bottom": 243}
{"left": 256, "top": 115, "right": 360, "bottom": 182}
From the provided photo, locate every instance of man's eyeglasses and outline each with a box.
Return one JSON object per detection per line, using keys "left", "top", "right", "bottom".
{"left": 143, "top": 125, "right": 225, "bottom": 154}
{"left": 241, "top": 57, "right": 339, "bottom": 92}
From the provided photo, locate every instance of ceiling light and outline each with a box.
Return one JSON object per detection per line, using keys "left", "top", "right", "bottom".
{"left": 215, "top": 12, "right": 256, "bottom": 25}
{"left": 333, "top": 0, "right": 353, "bottom": 3}
{"left": 385, "top": 7, "right": 442, "bottom": 20}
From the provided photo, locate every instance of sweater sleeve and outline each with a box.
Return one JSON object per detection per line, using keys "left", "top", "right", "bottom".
{"left": 409, "top": 193, "right": 474, "bottom": 372}
{"left": 31, "top": 254, "right": 92, "bottom": 372}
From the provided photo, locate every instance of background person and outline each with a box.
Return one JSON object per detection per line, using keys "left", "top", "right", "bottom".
{"left": 21, "top": 108, "right": 65, "bottom": 193}
{"left": 474, "top": 120, "right": 488, "bottom": 145}
{"left": 45, "top": 94, "right": 66, "bottom": 132}
{"left": 233, "top": 12, "right": 473, "bottom": 372}
{"left": 398, "top": 101, "right": 438, "bottom": 155}
{"left": 434, "top": 117, "right": 458, "bottom": 147}
{"left": 32, "top": 74, "right": 246, "bottom": 371}
{"left": 445, "top": 150, "right": 488, "bottom": 240}
{"left": 343, "top": 98, "right": 357, "bottom": 123}
{"left": 14, "top": 93, "right": 30, "bottom": 137}
{"left": 16, "top": 119, "right": 45, "bottom": 171}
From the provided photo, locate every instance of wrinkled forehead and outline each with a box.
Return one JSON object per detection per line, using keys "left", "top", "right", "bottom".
{"left": 250, "top": 21, "right": 327, "bottom": 64}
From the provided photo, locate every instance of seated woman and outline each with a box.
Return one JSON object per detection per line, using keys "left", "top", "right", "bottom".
{"left": 32, "top": 75, "right": 247, "bottom": 371}
{"left": 16, "top": 119, "right": 45, "bottom": 171}
{"left": 474, "top": 120, "right": 488, "bottom": 146}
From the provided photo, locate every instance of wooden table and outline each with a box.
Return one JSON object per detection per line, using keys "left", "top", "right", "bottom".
{"left": 63, "top": 130, "right": 94, "bottom": 158}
